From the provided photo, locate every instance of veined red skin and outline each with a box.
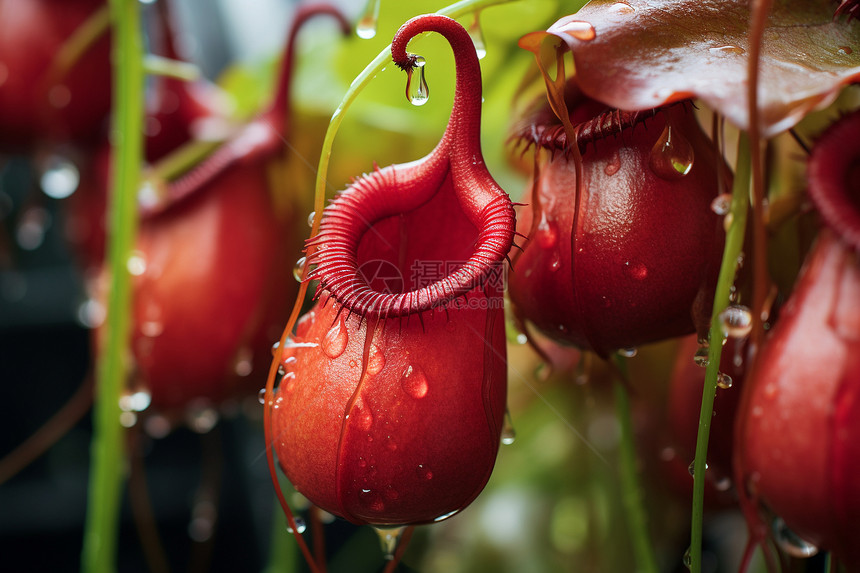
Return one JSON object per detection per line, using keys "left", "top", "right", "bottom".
{"left": 509, "top": 99, "right": 727, "bottom": 357}
{"left": 272, "top": 14, "right": 514, "bottom": 526}
{"left": 734, "top": 231, "right": 860, "bottom": 566}
{"left": 0, "top": 0, "right": 111, "bottom": 152}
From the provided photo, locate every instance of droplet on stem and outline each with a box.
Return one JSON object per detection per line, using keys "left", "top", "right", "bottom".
{"left": 373, "top": 525, "right": 405, "bottom": 560}
{"left": 716, "top": 372, "right": 733, "bottom": 389}
{"left": 356, "top": 0, "right": 380, "bottom": 39}
{"left": 718, "top": 304, "right": 753, "bottom": 339}
{"left": 501, "top": 408, "right": 516, "bottom": 445}
{"left": 293, "top": 256, "right": 307, "bottom": 282}
{"left": 406, "top": 55, "right": 429, "bottom": 106}
{"left": 693, "top": 346, "right": 709, "bottom": 367}
{"left": 468, "top": 12, "right": 487, "bottom": 59}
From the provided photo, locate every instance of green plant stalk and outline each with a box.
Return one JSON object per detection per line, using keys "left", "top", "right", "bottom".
{"left": 613, "top": 357, "right": 659, "bottom": 573}
{"left": 264, "top": 497, "right": 298, "bottom": 573}
{"left": 309, "top": 0, "right": 519, "bottom": 235}
{"left": 689, "top": 134, "right": 751, "bottom": 573}
{"left": 81, "top": 0, "right": 144, "bottom": 571}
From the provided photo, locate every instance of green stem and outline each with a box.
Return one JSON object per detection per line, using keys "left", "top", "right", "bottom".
{"left": 142, "top": 54, "right": 202, "bottom": 80}
{"left": 689, "top": 134, "right": 751, "bottom": 573}
{"left": 81, "top": 1, "right": 144, "bottom": 571}
{"left": 613, "top": 356, "right": 659, "bottom": 573}
{"left": 308, "top": 0, "right": 519, "bottom": 235}
{"left": 264, "top": 497, "right": 298, "bottom": 573}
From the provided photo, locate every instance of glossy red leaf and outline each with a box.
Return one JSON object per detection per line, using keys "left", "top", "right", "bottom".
{"left": 520, "top": 0, "right": 860, "bottom": 137}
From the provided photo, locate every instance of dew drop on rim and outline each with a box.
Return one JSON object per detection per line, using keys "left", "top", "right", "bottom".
{"left": 406, "top": 56, "right": 429, "bottom": 106}
{"left": 772, "top": 516, "right": 819, "bottom": 558}
{"left": 39, "top": 155, "right": 80, "bottom": 199}
{"left": 501, "top": 409, "right": 516, "bottom": 445}
{"left": 293, "top": 256, "right": 306, "bottom": 282}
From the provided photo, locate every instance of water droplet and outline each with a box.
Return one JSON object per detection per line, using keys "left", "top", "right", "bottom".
{"left": 16, "top": 207, "right": 50, "bottom": 251}
{"left": 293, "top": 256, "right": 306, "bottom": 282}
{"left": 683, "top": 546, "right": 692, "bottom": 569}
{"left": 233, "top": 346, "right": 253, "bottom": 377}
{"left": 119, "top": 390, "right": 152, "bottom": 412}
{"left": 39, "top": 155, "right": 80, "bottom": 199}
{"left": 549, "top": 250, "right": 562, "bottom": 272}
{"left": 306, "top": 211, "right": 316, "bottom": 228}
{"left": 186, "top": 403, "right": 219, "bottom": 433}
{"left": 688, "top": 460, "right": 708, "bottom": 477}
{"left": 717, "top": 372, "right": 733, "bottom": 389}
{"left": 139, "top": 321, "right": 164, "bottom": 338}
{"left": 367, "top": 344, "right": 385, "bottom": 375}
{"left": 374, "top": 526, "right": 405, "bottom": 560}
{"left": 649, "top": 123, "right": 694, "bottom": 179}
{"left": 354, "top": 399, "right": 374, "bottom": 432}
{"left": 406, "top": 56, "right": 429, "bottom": 106}
{"left": 557, "top": 20, "right": 596, "bottom": 41}
{"left": 624, "top": 261, "right": 648, "bottom": 280}
{"left": 433, "top": 509, "right": 459, "bottom": 523}
{"left": 719, "top": 304, "right": 753, "bottom": 338}
{"left": 710, "top": 193, "right": 732, "bottom": 215}
{"left": 286, "top": 517, "right": 307, "bottom": 534}
{"left": 609, "top": 1, "right": 635, "bottom": 14}
{"left": 772, "top": 516, "right": 818, "bottom": 558}
{"left": 501, "top": 409, "right": 516, "bottom": 445}
{"left": 709, "top": 45, "right": 745, "bottom": 55}
{"left": 257, "top": 388, "right": 267, "bottom": 404}
{"left": 694, "top": 346, "right": 709, "bottom": 367}
{"left": 400, "top": 365, "right": 428, "bottom": 399}
{"left": 78, "top": 298, "right": 106, "bottom": 328}
{"left": 603, "top": 151, "right": 621, "bottom": 175}
{"left": 838, "top": 45, "right": 853, "bottom": 56}
{"left": 536, "top": 215, "right": 558, "bottom": 248}
{"left": 618, "top": 347, "right": 638, "bottom": 358}
{"left": 416, "top": 464, "right": 433, "bottom": 480}
{"left": 516, "top": 333, "right": 528, "bottom": 345}
{"left": 127, "top": 251, "right": 147, "bottom": 276}
{"left": 322, "top": 317, "right": 348, "bottom": 358}
{"left": 356, "top": 0, "right": 380, "bottom": 39}
{"left": 468, "top": 13, "right": 487, "bottom": 59}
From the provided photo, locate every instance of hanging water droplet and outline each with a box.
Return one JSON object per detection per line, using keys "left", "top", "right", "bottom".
{"left": 688, "top": 460, "right": 708, "bottom": 477}
{"left": 373, "top": 526, "right": 405, "bottom": 560}
{"left": 367, "top": 343, "right": 385, "bottom": 375}
{"left": 400, "top": 365, "right": 429, "bottom": 398}
{"left": 501, "top": 409, "right": 516, "bottom": 445}
{"left": 536, "top": 215, "right": 558, "bottom": 249}
{"left": 306, "top": 211, "right": 315, "bottom": 228}
{"left": 293, "top": 256, "right": 306, "bottom": 282}
{"left": 717, "top": 372, "right": 733, "bottom": 389}
{"left": 719, "top": 304, "right": 753, "bottom": 338}
{"left": 557, "top": 20, "right": 596, "bottom": 41}
{"left": 649, "top": 123, "right": 694, "bottom": 179}
{"left": 683, "top": 546, "right": 692, "bottom": 569}
{"left": 39, "top": 155, "right": 80, "bottom": 199}
{"left": 772, "top": 516, "right": 819, "bottom": 558}
{"left": 710, "top": 193, "right": 732, "bottom": 215}
{"left": 286, "top": 516, "right": 307, "bottom": 534}
{"left": 127, "top": 251, "right": 147, "bottom": 276}
{"left": 693, "top": 346, "right": 709, "bottom": 367}
{"left": 406, "top": 56, "right": 429, "bottom": 106}
{"left": 356, "top": 0, "right": 380, "bottom": 39}
{"left": 618, "top": 347, "right": 638, "bottom": 358}
{"left": 468, "top": 12, "right": 487, "bottom": 59}
{"left": 257, "top": 388, "right": 267, "bottom": 404}
{"left": 321, "top": 316, "right": 348, "bottom": 358}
